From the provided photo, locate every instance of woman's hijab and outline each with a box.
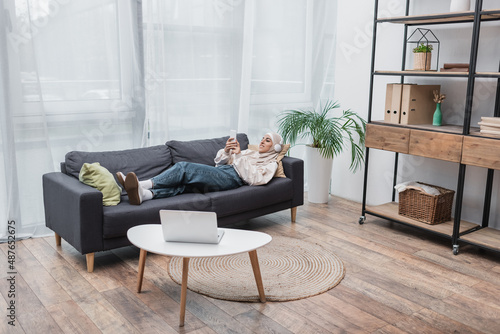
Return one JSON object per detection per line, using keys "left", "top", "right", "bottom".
{"left": 254, "top": 132, "right": 282, "bottom": 166}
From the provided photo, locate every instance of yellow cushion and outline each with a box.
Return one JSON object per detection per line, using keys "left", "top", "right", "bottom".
{"left": 247, "top": 144, "right": 290, "bottom": 178}
{"left": 79, "top": 162, "right": 121, "bottom": 206}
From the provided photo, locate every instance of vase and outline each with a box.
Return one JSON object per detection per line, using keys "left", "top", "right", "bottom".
{"left": 450, "top": 0, "right": 470, "bottom": 12}
{"left": 433, "top": 103, "right": 442, "bottom": 126}
{"left": 306, "top": 145, "right": 333, "bottom": 203}
{"left": 413, "top": 52, "right": 432, "bottom": 71}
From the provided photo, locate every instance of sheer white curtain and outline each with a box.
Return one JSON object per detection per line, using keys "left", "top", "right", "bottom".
{"left": 142, "top": 0, "right": 246, "bottom": 145}
{"left": 142, "top": 0, "right": 338, "bottom": 145}
{"left": 247, "top": 0, "right": 337, "bottom": 141}
{"left": 0, "top": 0, "right": 337, "bottom": 240}
{"left": 0, "top": 0, "right": 143, "bottom": 240}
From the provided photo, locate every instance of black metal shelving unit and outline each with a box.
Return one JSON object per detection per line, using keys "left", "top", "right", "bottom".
{"left": 360, "top": 0, "right": 500, "bottom": 255}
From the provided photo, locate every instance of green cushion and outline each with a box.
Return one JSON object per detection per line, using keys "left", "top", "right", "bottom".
{"left": 79, "top": 162, "right": 121, "bottom": 206}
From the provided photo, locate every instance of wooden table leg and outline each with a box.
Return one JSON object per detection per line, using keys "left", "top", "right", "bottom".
{"left": 248, "top": 250, "right": 266, "bottom": 303}
{"left": 137, "top": 249, "right": 147, "bottom": 293}
{"left": 179, "top": 257, "right": 190, "bottom": 327}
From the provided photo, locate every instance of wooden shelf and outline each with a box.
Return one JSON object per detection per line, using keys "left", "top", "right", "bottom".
{"left": 370, "top": 121, "right": 500, "bottom": 139}
{"left": 370, "top": 121, "right": 479, "bottom": 135}
{"left": 469, "top": 131, "right": 500, "bottom": 139}
{"left": 370, "top": 121, "right": 500, "bottom": 140}
{"left": 378, "top": 9, "right": 500, "bottom": 25}
{"left": 476, "top": 72, "right": 500, "bottom": 78}
{"left": 374, "top": 70, "right": 469, "bottom": 77}
{"left": 366, "top": 202, "right": 478, "bottom": 237}
{"left": 460, "top": 227, "right": 500, "bottom": 252}
{"left": 374, "top": 71, "right": 500, "bottom": 78}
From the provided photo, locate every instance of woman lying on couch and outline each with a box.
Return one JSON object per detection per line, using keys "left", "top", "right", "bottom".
{"left": 117, "top": 132, "right": 283, "bottom": 205}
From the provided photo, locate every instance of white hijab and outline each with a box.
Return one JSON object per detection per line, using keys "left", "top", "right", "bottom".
{"left": 253, "top": 132, "right": 281, "bottom": 163}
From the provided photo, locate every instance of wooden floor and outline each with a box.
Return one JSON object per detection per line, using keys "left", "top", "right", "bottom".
{"left": 2, "top": 196, "right": 500, "bottom": 333}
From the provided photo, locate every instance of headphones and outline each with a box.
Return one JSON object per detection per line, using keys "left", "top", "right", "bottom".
{"left": 274, "top": 138, "right": 283, "bottom": 152}
{"left": 265, "top": 132, "right": 283, "bottom": 152}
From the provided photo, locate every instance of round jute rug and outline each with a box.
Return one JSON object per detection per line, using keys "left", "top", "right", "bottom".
{"left": 167, "top": 236, "right": 345, "bottom": 302}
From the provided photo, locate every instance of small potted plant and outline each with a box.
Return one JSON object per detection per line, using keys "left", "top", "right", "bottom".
{"left": 413, "top": 42, "right": 433, "bottom": 71}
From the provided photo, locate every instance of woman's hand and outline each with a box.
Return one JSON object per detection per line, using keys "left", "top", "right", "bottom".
{"left": 224, "top": 138, "right": 241, "bottom": 154}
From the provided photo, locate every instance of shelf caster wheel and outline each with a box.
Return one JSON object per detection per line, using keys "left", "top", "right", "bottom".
{"left": 359, "top": 216, "right": 366, "bottom": 225}
{"left": 453, "top": 245, "right": 459, "bottom": 255}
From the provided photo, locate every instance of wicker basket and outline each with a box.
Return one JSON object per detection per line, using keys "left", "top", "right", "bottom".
{"left": 398, "top": 182, "right": 455, "bottom": 224}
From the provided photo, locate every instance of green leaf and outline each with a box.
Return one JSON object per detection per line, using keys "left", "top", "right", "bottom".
{"left": 276, "top": 100, "right": 366, "bottom": 171}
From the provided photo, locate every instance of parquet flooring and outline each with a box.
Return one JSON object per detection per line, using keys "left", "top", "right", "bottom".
{"left": 1, "top": 195, "right": 500, "bottom": 333}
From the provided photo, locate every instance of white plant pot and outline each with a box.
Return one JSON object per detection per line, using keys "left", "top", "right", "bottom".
{"left": 450, "top": 0, "right": 470, "bottom": 12}
{"left": 306, "top": 145, "right": 333, "bottom": 204}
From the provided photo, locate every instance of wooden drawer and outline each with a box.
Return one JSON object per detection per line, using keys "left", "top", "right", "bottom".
{"left": 365, "top": 124, "right": 410, "bottom": 154}
{"left": 409, "top": 130, "right": 463, "bottom": 162}
{"left": 462, "top": 136, "right": 500, "bottom": 169}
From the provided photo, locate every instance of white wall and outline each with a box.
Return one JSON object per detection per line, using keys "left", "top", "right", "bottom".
{"left": 332, "top": 0, "right": 500, "bottom": 229}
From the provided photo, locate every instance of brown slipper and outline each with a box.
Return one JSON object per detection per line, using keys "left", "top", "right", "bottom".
{"left": 116, "top": 172, "right": 126, "bottom": 188}
{"left": 125, "top": 172, "right": 142, "bottom": 205}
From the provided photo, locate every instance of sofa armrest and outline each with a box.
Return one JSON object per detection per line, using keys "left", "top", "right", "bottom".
{"left": 281, "top": 156, "right": 304, "bottom": 208}
{"left": 43, "top": 172, "right": 104, "bottom": 254}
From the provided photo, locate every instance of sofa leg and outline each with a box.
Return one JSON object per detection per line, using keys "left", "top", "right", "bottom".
{"left": 86, "top": 253, "right": 95, "bottom": 273}
{"left": 55, "top": 233, "right": 62, "bottom": 246}
{"left": 291, "top": 207, "right": 297, "bottom": 223}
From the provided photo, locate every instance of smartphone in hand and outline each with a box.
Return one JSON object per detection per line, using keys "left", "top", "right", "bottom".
{"left": 229, "top": 130, "right": 237, "bottom": 153}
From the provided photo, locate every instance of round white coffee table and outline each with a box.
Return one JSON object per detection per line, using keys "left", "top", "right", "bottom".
{"left": 127, "top": 224, "right": 272, "bottom": 327}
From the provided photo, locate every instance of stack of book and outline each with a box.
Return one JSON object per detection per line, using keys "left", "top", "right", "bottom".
{"left": 440, "top": 63, "right": 469, "bottom": 72}
{"left": 478, "top": 117, "right": 500, "bottom": 136}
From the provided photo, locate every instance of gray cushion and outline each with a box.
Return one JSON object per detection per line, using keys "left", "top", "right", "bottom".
{"left": 65, "top": 145, "right": 172, "bottom": 181}
{"left": 102, "top": 192, "right": 212, "bottom": 239}
{"left": 205, "top": 177, "right": 293, "bottom": 218}
{"left": 167, "top": 134, "right": 249, "bottom": 166}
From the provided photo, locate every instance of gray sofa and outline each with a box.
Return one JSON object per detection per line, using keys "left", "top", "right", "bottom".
{"left": 42, "top": 134, "right": 304, "bottom": 272}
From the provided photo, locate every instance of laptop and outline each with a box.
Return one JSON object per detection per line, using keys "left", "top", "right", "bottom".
{"left": 159, "top": 210, "right": 225, "bottom": 244}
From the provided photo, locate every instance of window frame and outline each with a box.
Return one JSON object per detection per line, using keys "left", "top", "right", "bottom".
{"left": 11, "top": 0, "right": 136, "bottom": 117}
{"left": 249, "top": 0, "right": 313, "bottom": 105}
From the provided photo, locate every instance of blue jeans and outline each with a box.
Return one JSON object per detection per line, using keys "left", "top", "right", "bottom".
{"left": 150, "top": 161, "right": 244, "bottom": 198}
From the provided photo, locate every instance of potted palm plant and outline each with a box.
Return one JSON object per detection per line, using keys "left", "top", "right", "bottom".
{"left": 277, "top": 100, "right": 366, "bottom": 203}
